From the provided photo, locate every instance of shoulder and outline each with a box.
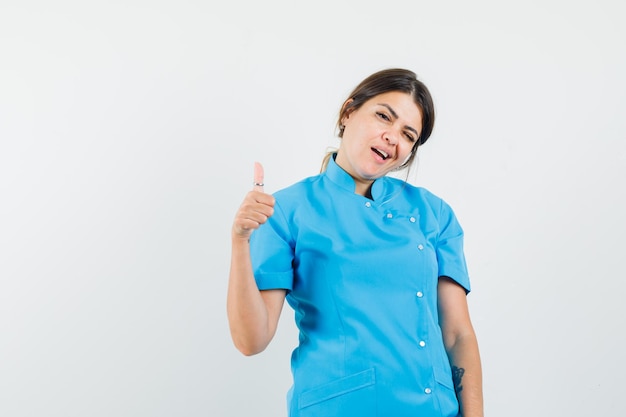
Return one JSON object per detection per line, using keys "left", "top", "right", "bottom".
{"left": 385, "top": 178, "right": 461, "bottom": 229}
{"left": 269, "top": 173, "right": 327, "bottom": 216}
{"left": 386, "top": 177, "right": 450, "bottom": 210}
{"left": 273, "top": 173, "right": 322, "bottom": 200}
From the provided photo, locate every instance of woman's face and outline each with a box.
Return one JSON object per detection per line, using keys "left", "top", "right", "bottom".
{"left": 335, "top": 91, "right": 422, "bottom": 195}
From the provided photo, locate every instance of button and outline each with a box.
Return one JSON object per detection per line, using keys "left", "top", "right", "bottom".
{"left": 365, "top": 202, "right": 371, "bottom": 208}
{"left": 409, "top": 217, "right": 416, "bottom": 223}
{"left": 424, "top": 388, "right": 432, "bottom": 394}
{"left": 419, "top": 341, "right": 426, "bottom": 347}
{"left": 417, "top": 244, "right": 424, "bottom": 251}
{"left": 416, "top": 291, "right": 423, "bottom": 298}
{"left": 386, "top": 213, "right": 393, "bottom": 219}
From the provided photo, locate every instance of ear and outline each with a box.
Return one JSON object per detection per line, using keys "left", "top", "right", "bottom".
{"left": 340, "top": 98, "right": 355, "bottom": 125}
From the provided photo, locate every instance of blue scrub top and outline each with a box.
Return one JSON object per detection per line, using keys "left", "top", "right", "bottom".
{"left": 250, "top": 155, "right": 470, "bottom": 417}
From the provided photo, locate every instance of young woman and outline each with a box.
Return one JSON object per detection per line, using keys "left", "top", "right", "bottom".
{"left": 228, "top": 68, "right": 483, "bottom": 417}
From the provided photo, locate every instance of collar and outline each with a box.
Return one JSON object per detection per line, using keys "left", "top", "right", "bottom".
{"left": 325, "top": 154, "right": 387, "bottom": 201}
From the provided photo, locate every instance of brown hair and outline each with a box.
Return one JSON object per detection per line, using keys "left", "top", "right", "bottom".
{"left": 322, "top": 68, "right": 435, "bottom": 172}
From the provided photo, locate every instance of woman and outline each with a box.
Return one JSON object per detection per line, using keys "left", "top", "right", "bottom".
{"left": 228, "top": 68, "right": 483, "bottom": 417}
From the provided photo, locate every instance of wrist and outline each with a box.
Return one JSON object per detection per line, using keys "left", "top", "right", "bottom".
{"left": 231, "top": 234, "right": 251, "bottom": 246}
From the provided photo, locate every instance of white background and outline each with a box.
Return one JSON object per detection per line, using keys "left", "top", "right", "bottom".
{"left": 1, "top": 1, "right": 625, "bottom": 416}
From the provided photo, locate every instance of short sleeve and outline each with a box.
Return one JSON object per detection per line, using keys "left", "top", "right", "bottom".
{"left": 436, "top": 200, "right": 471, "bottom": 293}
{"left": 249, "top": 200, "right": 295, "bottom": 291}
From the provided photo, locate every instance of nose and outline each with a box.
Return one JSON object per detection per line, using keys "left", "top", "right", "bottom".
{"left": 383, "top": 129, "right": 399, "bottom": 145}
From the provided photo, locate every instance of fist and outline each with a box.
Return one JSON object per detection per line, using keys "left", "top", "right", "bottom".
{"left": 232, "top": 162, "right": 275, "bottom": 240}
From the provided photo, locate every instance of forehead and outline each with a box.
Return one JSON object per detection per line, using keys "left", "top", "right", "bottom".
{"left": 366, "top": 91, "right": 422, "bottom": 125}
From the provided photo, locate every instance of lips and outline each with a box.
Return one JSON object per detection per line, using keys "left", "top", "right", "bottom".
{"left": 372, "top": 147, "right": 390, "bottom": 160}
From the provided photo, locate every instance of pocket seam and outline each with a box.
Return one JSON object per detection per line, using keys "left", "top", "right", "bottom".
{"left": 298, "top": 368, "right": 376, "bottom": 409}
{"left": 433, "top": 368, "right": 455, "bottom": 390}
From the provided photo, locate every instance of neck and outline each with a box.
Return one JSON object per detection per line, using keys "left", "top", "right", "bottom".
{"left": 354, "top": 180, "right": 374, "bottom": 198}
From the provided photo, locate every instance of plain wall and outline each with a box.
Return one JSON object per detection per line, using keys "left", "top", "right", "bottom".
{"left": 1, "top": 1, "right": 625, "bottom": 416}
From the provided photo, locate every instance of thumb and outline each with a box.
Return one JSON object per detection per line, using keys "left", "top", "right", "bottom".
{"left": 253, "top": 161, "right": 265, "bottom": 192}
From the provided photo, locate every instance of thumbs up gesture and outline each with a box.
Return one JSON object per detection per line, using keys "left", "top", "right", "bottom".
{"left": 232, "top": 162, "right": 276, "bottom": 240}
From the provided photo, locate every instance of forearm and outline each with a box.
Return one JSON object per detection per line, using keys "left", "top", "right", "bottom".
{"left": 445, "top": 332, "right": 483, "bottom": 417}
{"left": 227, "top": 237, "right": 272, "bottom": 356}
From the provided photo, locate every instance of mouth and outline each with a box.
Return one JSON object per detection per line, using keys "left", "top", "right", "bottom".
{"left": 372, "top": 147, "right": 390, "bottom": 160}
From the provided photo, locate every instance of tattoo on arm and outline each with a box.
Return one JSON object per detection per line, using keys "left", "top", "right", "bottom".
{"left": 452, "top": 365, "right": 465, "bottom": 395}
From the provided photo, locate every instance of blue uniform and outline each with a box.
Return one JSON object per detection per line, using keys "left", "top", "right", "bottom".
{"left": 250, "top": 155, "right": 470, "bottom": 417}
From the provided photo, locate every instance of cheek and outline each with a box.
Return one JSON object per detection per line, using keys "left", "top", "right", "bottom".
{"left": 398, "top": 152, "right": 412, "bottom": 166}
{"left": 398, "top": 144, "right": 414, "bottom": 163}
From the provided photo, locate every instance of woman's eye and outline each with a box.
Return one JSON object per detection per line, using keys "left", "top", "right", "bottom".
{"left": 405, "top": 132, "right": 416, "bottom": 142}
{"left": 376, "top": 112, "right": 391, "bottom": 121}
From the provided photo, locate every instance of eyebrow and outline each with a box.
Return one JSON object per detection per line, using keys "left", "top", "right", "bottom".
{"left": 378, "top": 103, "right": 420, "bottom": 137}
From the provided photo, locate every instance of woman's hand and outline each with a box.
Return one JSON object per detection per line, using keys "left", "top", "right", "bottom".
{"left": 232, "top": 162, "right": 275, "bottom": 240}
{"left": 228, "top": 162, "right": 285, "bottom": 356}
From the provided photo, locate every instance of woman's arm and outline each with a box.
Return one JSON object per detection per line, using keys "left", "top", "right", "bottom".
{"left": 227, "top": 163, "right": 286, "bottom": 356}
{"left": 438, "top": 276, "right": 484, "bottom": 417}
{"left": 228, "top": 237, "right": 286, "bottom": 356}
